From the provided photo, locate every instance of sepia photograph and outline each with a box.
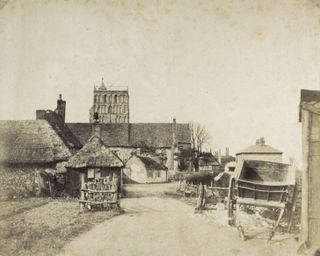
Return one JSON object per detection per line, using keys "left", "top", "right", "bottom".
{"left": 0, "top": 0, "right": 320, "bottom": 255}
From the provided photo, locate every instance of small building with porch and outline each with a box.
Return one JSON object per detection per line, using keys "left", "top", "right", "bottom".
{"left": 65, "top": 135, "right": 124, "bottom": 195}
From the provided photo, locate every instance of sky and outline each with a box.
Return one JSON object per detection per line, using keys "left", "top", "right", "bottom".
{"left": 1, "top": 0, "right": 320, "bottom": 166}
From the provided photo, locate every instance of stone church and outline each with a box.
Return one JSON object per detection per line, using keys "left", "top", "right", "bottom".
{"left": 89, "top": 78, "right": 129, "bottom": 123}
{"left": 34, "top": 81, "right": 192, "bottom": 172}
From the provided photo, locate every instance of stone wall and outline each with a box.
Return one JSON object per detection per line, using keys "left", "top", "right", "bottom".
{"left": 0, "top": 165, "right": 44, "bottom": 200}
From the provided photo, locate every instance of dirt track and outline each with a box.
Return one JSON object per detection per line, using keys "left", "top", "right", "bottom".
{"left": 59, "top": 186, "right": 298, "bottom": 256}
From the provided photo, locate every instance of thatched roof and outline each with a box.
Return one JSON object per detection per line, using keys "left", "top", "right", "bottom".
{"left": 0, "top": 120, "right": 71, "bottom": 164}
{"left": 66, "top": 123, "right": 191, "bottom": 148}
{"left": 66, "top": 136, "right": 124, "bottom": 169}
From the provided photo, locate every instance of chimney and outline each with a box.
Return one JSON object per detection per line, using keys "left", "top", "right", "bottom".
{"left": 225, "top": 147, "right": 229, "bottom": 157}
{"left": 172, "top": 117, "right": 177, "bottom": 147}
{"left": 92, "top": 112, "right": 101, "bottom": 137}
{"left": 170, "top": 117, "right": 177, "bottom": 171}
{"left": 55, "top": 94, "right": 66, "bottom": 123}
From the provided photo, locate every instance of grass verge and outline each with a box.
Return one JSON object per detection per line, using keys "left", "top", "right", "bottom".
{"left": 0, "top": 197, "right": 122, "bottom": 256}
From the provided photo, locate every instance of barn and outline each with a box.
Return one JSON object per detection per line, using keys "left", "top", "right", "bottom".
{"left": 124, "top": 155, "right": 168, "bottom": 184}
{"left": 0, "top": 120, "right": 72, "bottom": 199}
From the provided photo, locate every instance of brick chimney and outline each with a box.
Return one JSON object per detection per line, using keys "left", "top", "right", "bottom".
{"left": 172, "top": 117, "right": 177, "bottom": 147}
{"left": 92, "top": 112, "right": 101, "bottom": 138}
{"left": 256, "top": 137, "right": 265, "bottom": 146}
{"left": 170, "top": 117, "right": 178, "bottom": 171}
{"left": 55, "top": 94, "right": 66, "bottom": 123}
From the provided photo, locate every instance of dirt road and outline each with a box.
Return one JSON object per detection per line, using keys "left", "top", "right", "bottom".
{"left": 59, "top": 193, "right": 297, "bottom": 256}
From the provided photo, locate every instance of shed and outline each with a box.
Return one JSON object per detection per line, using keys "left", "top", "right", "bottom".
{"left": 124, "top": 155, "right": 168, "bottom": 183}
{"left": 65, "top": 136, "right": 124, "bottom": 195}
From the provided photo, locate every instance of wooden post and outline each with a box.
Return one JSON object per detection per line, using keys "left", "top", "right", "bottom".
{"left": 299, "top": 96, "right": 320, "bottom": 251}
{"left": 79, "top": 172, "right": 85, "bottom": 212}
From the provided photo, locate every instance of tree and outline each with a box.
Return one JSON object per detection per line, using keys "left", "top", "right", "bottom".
{"left": 189, "top": 122, "right": 211, "bottom": 153}
{"left": 189, "top": 122, "right": 211, "bottom": 171}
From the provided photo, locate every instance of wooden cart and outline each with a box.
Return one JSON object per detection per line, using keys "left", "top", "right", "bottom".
{"left": 227, "top": 160, "right": 297, "bottom": 242}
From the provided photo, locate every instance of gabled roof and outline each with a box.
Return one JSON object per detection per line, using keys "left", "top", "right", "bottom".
{"left": 135, "top": 155, "right": 167, "bottom": 170}
{"left": 66, "top": 123, "right": 191, "bottom": 148}
{"left": 0, "top": 120, "right": 71, "bottom": 164}
{"left": 199, "top": 152, "right": 221, "bottom": 167}
{"left": 66, "top": 136, "right": 124, "bottom": 169}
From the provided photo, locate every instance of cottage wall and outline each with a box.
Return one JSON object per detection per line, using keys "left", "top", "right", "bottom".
{"left": 146, "top": 169, "right": 167, "bottom": 183}
{"left": 124, "top": 158, "right": 147, "bottom": 183}
{"left": 0, "top": 164, "right": 53, "bottom": 200}
{"left": 124, "top": 157, "right": 167, "bottom": 183}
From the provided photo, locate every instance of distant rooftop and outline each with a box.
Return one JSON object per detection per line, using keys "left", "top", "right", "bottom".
{"left": 236, "top": 137, "right": 282, "bottom": 155}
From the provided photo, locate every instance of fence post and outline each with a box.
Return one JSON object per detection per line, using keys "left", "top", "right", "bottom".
{"left": 79, "top": 172, "right": 85, "bottom": 212}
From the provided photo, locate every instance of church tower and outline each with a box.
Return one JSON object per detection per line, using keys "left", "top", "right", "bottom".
{"left": 89, "top": 78, "right": 129, "bottom": 123}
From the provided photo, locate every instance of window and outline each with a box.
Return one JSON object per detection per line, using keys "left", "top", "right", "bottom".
{"left": 114, "top": 95, "right": 117, "bottom": 103}
{"left": 104, "top": 95, "right": 107, "bottom": 103}
{"left": 108, "top": 105, "right": 112, "bottom": 113}
{"left": 95, "top": 168, "right": 101, "bottom": 179}
{"left": 88, "top": 168, "right": 95, "bottom": 179}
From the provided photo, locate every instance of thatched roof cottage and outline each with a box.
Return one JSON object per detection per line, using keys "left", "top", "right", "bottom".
{"left": 0, "top": 120, "right": 72, "bottom": 199}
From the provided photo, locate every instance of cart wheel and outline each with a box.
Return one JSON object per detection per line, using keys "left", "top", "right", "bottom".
{"left": 227, "top": 178, "right": 235, "bottom": 226}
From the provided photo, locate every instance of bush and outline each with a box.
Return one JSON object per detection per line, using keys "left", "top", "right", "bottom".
{"left": 185, "top": 172, "right": 216, "bottom": 185}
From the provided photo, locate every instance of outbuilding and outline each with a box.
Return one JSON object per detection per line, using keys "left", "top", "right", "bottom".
{"left": 236, "top": 137, "right": 282, "bottom": 163}
{"left": 124, "top": 155, "right": 168, "bottom": 183}
{"left": 65, "top": 135, "right": 124, "bottom": 195}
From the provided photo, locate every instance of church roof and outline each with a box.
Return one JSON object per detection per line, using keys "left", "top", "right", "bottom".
{"left": 66, "top": 123, "right": 191, "bottom": 148}
{"left": 0, "top": 120, "right": 71, "bottom": 164}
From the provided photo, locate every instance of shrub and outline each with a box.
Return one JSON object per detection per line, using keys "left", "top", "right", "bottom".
{"left": 185, "top": 172, "right": 216, "bottom": 185}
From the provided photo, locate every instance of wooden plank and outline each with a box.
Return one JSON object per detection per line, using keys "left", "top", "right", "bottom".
{"left": 236, "top": 198, "right": 286, "bottom": 208}
{"left": 81, "top": 189, "right": 117, "bottom": 193}
{"left": 237, "top": 185, "right": 288, "bottom": 193}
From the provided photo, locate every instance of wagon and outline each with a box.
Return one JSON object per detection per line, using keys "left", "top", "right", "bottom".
{"left": 227, "top": 160, "right": 297, "bottom": 242}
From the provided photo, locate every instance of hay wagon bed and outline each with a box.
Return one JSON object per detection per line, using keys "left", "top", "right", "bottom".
{"left": 227, "top": 160, "right": 297, "bottom": 242}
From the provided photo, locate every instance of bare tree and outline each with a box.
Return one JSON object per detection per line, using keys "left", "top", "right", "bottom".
{"left": 189, "top": 122, "right": 211, "bottom": 171}
{"left": 189, "top": 122, "right": 211, "bottom": 153}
